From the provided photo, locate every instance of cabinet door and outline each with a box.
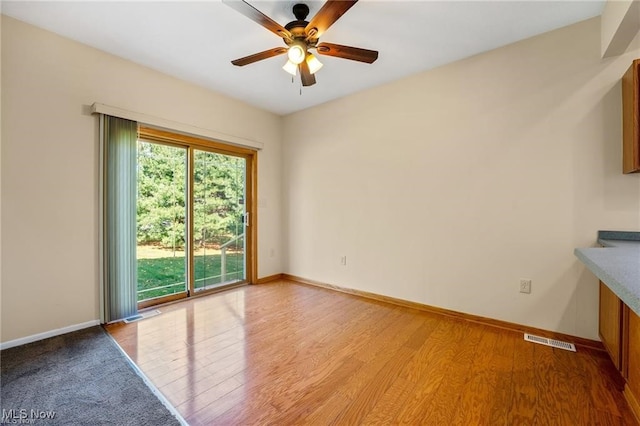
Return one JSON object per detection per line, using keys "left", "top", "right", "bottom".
{"left": 622, "top": 59, "right": 640, "bottom": 174}
{"left": 627, "top": 307, "right": 640, "bottom": 408}
{"left": 600, "top": 281, "right": 623, "bottom": 369}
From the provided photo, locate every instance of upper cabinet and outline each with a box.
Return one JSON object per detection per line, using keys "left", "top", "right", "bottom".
{"left": 622, "top": 59, "right": 640, "bottom": 174}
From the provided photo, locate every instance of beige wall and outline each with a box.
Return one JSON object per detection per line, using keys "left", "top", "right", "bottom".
{"left": 283, "top": 17, "right": 640, "bottom": 340}
{"left": 0, "top": 16, "right": 283, "bottom": 343}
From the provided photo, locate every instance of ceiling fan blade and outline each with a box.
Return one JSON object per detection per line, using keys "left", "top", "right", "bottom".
{"left": 299, "top": 60, "right": 316, "bottom": 87}
{"left": 305, "top": 0, "right": 358, "bottom": 39}
{"left": 316, "top": 42, "right": 378, "bottom": 64}
{"left": 222, "top": 0, "right": 292, "bottom": 40}
{"left": 231, "top": 47, "right": 288, "bottom": 66}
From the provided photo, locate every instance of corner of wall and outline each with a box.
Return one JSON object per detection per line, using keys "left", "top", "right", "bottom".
{"left": 601, "top": 0, "right": 640, "bottom": 57}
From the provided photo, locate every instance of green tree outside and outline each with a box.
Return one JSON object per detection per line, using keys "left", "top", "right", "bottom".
{"left": 136, "top": 142, "right": 245, "bottom": 250}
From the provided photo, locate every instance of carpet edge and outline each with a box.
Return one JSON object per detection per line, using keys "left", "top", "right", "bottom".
{"left": 102, "top": 328, "right": 188, "bottom": 426}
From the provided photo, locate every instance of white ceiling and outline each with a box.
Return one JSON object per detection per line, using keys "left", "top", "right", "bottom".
{"left": 2, "top": 1, "right": 605, "bottom": 115}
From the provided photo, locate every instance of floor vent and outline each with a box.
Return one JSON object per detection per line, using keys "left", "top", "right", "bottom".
{"left": 124, "top": 310, "right": 161, "bottom": 324}
{"left": 524, "top": 333, "right": 576, "bottom": 352}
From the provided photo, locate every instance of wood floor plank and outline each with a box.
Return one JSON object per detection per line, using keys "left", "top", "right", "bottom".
{"left": 485, "top": 327, "right": 517, "bottom": 424}
{"left": 105, "top": 281, "right": 639, "bottom": 425}
{"left": 300, "top": 390, "right": 353, "bottom": 425}
{"left": 532, "top": 344, "right": 583, "bottom": 425}
{"left": 508, "top": 337, "right": 537, "bottom": 424}
{"left": 395, "top": 318, "right": 456, "bottom": 384}
{"left": 252, "top": 304, "right": 401, "bottom": 424}
{"left": 175, "top": 374, "right": 243, "bottom": 417}
{"left": 330, "top": 346, "right": 417, "bottom": 424}
{"left": 197, "top": 294, "right": 393, "bottom": 424}
{"left": 417, "top": 323, "right": 487, "bottom": 425}
{"left": 449, "top": 326, "right": 503, "bottom": 425}
{"left": 392, "top": 318, "right": 479, "bottom": 424}
{"left": 216, "top": 356, "right": 364, "bottom": 425}
{"left": 359, "top": 376, "right": 416, "bottom": 424}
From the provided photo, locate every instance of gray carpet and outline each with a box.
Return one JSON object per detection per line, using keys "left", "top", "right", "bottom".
{"left": 1, "top": 326, "right": 182, "bottom": 425}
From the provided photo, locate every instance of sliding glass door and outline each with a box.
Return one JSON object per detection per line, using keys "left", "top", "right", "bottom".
{"left": 193, "top": 149, "right": 246, "bottom": 292}
{"left": 135, "top": 128, "right": 254, "bottom": 307}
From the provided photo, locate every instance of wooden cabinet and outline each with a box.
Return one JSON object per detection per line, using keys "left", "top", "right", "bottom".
{"left": 599, "top": 281, "right": 623, "bottom": 369}
{"left": 599, "top": 281, "right": 640, "bottom": 420}
{"left": 622, "top": 59, "right": 640, "bottom": 174}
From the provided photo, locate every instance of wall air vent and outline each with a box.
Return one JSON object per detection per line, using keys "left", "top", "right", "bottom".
{"left": 124, "top": 310, "right": 161, "bottom": 323}
{"left": 524, "top": 333, "right": 576, "bottom": 352}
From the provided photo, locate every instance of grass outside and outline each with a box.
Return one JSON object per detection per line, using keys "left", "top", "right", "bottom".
{"left": 137, "top": 249, "right": 244, "bottom": 301}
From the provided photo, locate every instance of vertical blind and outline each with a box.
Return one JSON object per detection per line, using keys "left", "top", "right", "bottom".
{"left": 101, "top": 115, "right": 138, "bottom": 323}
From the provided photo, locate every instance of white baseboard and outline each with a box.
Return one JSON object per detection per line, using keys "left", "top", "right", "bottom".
{"left": 0, "top": 320, "right": 101, "bottom": 350}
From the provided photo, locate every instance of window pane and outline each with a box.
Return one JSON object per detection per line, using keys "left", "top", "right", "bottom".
{"left": 136, "top": 141, "right": 187, "bottom": 302}
{"left": 193, "top": 150, "right": 246, "bottom": 292}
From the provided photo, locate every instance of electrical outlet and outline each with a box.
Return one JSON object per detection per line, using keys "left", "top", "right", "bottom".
{"left": 340, "top": 256, "right": 347, "bottom": 266}
{"left": 520, "top": 279, "right": 532, "bottom": 294}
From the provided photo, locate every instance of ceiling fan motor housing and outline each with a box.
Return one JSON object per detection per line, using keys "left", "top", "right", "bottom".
{"left": 285, "top": 3, "right": 311, "bottom": 40}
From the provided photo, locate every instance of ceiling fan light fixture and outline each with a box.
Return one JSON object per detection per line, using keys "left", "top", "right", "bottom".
{"left": 306, "top": 53, "right": 323, "bottom": 74}
{"left": 287, "top": 41, "right": 306, "bottom": 65}
{"left": 282, "top": 59, "right": 298, "bottom": 76}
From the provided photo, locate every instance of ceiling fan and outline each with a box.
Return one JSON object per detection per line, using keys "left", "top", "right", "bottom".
{"left": 222, "top": 0, "right": 379, "bottom": 87}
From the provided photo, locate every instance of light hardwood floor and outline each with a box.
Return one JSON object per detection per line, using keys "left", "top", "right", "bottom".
{"left": 106, "top": 281, "right": 638, "bottom": 425}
